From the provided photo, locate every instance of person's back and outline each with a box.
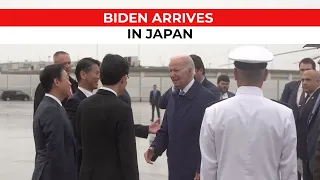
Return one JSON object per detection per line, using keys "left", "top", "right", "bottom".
{"left": 199, "top": 46, "right": 297, "bottom": 180}
{"left": 203, "top": 87, "right": 296, "bottom": 180}
{"left": 78, "top": 90, "right": 138, "bottom": 180}
{"left": 76, "top": 53, "right": 139, "bottom": 180}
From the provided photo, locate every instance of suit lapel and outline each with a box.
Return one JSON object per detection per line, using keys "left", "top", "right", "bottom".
{"left": 307, "top": 88, "right": 320, "bottom": 127}
{"left": 201, "top": 78, "right": 208, "bottom": 87}
{"left": 174, "top": 81, "right": 200, "bottom": 121}
{"left": 75, "top": 89, "right": 87, "bottom": 101}
{"left": 43, "top": 96, "right": 61, "bottom": 108}
{"left": 43, "top": 96, "right": 76, "bottom": 146}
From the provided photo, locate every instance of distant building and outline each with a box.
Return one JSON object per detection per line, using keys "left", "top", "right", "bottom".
{"left": 124, "top": 56, "right": 141, "bottom": 67}
{"left": 0, "top": 61, "right": 78, "bottom": 72}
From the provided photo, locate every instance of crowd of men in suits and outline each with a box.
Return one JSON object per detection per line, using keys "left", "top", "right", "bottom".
{"left": 32, "top": 51, "right": 160, "bottom": 180}
{"left": 30, "top": 46, "right": 320, "bottom": 180}
{"left": 280, "top": 57, "right": 320, "bottom": 180}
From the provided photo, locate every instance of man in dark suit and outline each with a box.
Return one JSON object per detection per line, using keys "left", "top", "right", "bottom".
{"left": 280, "top": 57, "right": 316, "bottom": 121}
{"left": 310, "top": 94, "right": 320, "bottom": 180}
{"left": 149, "top": 84, "right": 161, "bottom": 121}
{"left": 216, "top": 74, "right": 235, "bottom": 99}
{"left": 76, "top": 54, "right": 139, "bottom": 180}
{"left": 158, "top": 54, "right": 218, "bottom": 109}
{"left": 144, "top": 55, "right": 217, "bottom": 180}
{"left": 64, "top": 57, "right": 101, "bottom": 175}
{"left": 118, "top": 88, "right": 160, "bottom": 138}
{"left": 34, "top": 51, "right": 78, "bottom": 115}
{"left": 296, "top": 70, "right": 320, "bottom": 180}
{"left": 118, "top": 89, "right": 131, "bottom": 106}
{"left": 64, "top": 58, "right": 160, "bottom": 176}
{"left": 32, "top": 64, "right": 77, "bottom": 180}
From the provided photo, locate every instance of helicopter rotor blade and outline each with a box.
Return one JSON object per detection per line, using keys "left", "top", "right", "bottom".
{"left": 274, "top": 47, "right": 319, "bottom": 56}
{"left": 217, "top": 47, "right": 320, "bottom": 67}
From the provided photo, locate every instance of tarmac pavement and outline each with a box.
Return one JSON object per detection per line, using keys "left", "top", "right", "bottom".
{"left": 0, "top": 101, "right": 167, "bottom": 180}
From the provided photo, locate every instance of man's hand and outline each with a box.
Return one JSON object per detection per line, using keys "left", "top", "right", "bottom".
{"left": 148, "top": 118, "right": 160, "bottom": 134}
{"left": 144, "top": 147, "right": 154, "bottom": 164}
{"left": 194, "top": 172, "right": 200, "bottom": 180}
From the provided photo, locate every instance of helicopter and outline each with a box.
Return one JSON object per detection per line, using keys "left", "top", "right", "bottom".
{"left": 218, "top": 44, "right": 320, "bottom": 68}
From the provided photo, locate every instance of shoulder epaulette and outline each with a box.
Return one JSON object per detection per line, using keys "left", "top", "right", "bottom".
{"left": 270, "top": 99, "right": 291, "bottom": 108}
{"left": 207, "top": 98, "right": 226, "bottom": 107}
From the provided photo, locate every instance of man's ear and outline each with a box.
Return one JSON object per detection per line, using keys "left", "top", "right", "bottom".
{"left": 263, "top": 69, "right": 268, "bottom": 81}
{"left": 53, "top": 78, "right": 59, "bottom": 87}
{"left": 233, "top": 68, "right": 238, "bottom": 81}
{"left": 120, "top": 75, "right": 127, "bottom": 84}
{"left": 80, "top": 70, "right": 87, "bottom": 80}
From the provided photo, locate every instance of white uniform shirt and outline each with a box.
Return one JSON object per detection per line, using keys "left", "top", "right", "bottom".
{"left": 199, "top": 86, "right": 297, "bottom": 180}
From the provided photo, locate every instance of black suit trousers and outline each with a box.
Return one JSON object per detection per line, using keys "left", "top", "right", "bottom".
{"left": 151, "top": 103, "right": 160, "bottom": 121}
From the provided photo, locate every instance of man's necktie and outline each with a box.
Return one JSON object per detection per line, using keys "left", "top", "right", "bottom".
{"left": 299, "top": 92, "right": 306, "bottom": 106}
{"left": 305, "top": 94, "right": 311, "bottom": 104}
{"left": 179, "top": 90, "right": 185, "bottom": 96}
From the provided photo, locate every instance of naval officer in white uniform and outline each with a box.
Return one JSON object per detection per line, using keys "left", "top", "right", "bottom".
{"left": 199, "top": 45, "right": 297, "bottom": 180}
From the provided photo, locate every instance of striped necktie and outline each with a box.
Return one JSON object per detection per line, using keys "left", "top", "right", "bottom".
{"left": 178, "top": 90, "right": 185, "bottom": 98}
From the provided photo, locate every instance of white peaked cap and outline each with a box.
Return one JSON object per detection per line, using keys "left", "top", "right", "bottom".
{"left": 228, "top": 45, "right": 274, "bottom": 63}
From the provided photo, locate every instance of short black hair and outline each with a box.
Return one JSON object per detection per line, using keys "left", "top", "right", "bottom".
{"left": 299, "top": 57, "right": 316, "bottom": 69}
{"left": 40, "top": 64, "right": 64, "bottom": 93}
{"left": 100, "top": 54, "right": 129, "bottom": 85}
{"left": 217, "top": 75, "right": 230, "bottom": 83}
{"left": 189, "top": 54, "right": 205, "bottom": 75}
{"left": 75, "top": 57, "right": 101, "bottom": 82}
{"left": 234, "top": 61, "right": 267, "bottom": 70}
{"left": 53, "top": 51, "right": 69, "bottom": 59}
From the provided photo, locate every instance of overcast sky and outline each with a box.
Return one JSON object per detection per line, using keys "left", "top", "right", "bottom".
{"left": 0, "top": 44, "right": 319, "bottom": 70}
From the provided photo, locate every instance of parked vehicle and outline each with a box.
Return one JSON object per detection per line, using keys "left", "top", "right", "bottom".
{"left": 1, "top": 90, "right": 30, "bottom": 101}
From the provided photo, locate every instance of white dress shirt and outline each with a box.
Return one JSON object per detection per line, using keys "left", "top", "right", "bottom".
{"left": 296, "top": 82, "right": 304, "bottom": 105}
{"left": 45, "top": 93, "right": 62, "bottom": 106}
{"left": 180, "top": 79, "right": 195, "bottom": 94}
{"left": 100, "top": 87, "right": 117, "bottom": 96}
{"left": 78, "top": 87, "right": 93, "bottom": 97}
{"left": 220, "top": 92, "right": 229, "bottom": 100}
{"left": 200, "top": 86, "right": 297, "bottom": 180}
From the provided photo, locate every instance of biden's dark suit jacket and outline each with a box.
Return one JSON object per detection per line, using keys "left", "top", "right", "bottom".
{"left": 32, "top": 96, "right": 77, "bottom": 180}
{"left": 159, "top": 77, "right": 218, "bottom": 109}
{"left": 151, "top": 80, "right": 217, "bottom": 180}
{"left": 76, "top": 89, "right": 139, "bottom": 180}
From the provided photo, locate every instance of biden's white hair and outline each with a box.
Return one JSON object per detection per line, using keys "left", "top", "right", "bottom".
{"left": 170, "top": 55, "right": 195, "bottom": 76}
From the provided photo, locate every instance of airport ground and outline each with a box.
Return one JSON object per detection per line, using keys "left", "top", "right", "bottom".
{"left": 0, "top": 101, "right": 168, "bottom": 180}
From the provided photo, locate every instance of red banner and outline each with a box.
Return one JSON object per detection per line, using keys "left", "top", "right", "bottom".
{"left": 0, "top": 9, "right": 320, "bottom": 26}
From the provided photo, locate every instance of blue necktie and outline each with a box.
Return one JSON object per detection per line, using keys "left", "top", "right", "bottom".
{"left": 178, "top": 90, "right": 185, "bottom": 98}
